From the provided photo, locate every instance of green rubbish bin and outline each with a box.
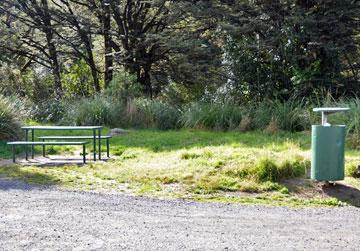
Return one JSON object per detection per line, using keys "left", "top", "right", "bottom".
{"left": 311, "top": 107, "right": 350, "bottom": 181}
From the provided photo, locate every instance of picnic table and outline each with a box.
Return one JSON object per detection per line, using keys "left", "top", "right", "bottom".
{"left": 21, "top": 126, "right": 104, "bottom": 161}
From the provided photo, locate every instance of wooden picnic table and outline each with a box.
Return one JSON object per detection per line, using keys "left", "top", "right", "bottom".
{"left": 21, "top": 126, "right": 104, "bottom": 161}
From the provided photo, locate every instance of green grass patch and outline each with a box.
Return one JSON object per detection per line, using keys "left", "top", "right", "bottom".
{"left": 1, "top": 129, "right": 360, "bottom": 207}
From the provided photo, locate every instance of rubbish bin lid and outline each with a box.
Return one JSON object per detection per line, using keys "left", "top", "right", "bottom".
{"left": 313, "top": 107, "right": 350, "bottom": 114}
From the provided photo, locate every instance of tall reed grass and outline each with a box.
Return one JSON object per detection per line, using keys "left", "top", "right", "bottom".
{"left": 0, "top": 96, "right": 27, "bottom": 140}
{"left": 33, "top": 94, "right": 360, "bottom": 140}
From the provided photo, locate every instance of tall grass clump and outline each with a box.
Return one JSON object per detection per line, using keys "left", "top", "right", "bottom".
{"left": 61, "top": 96, "right": 181, "bottom": 130}
{"left": 253, "top": 158, "right": 307, "bottom": 182}
{"left": 0, "top": 95, "right": 27, "bottom": 140}
{"left": 252, "top": 99, "right": 309, "bottom": 132}
{"left": 345, "top": 98, "right": 360, "bottom": 134}
{"left": 62, "top": 95, "right": 120, "bottom": 126}
{"left": 181, "top": 102, "right": 243, "bottom": 130}
{"left": 121, "top": 99, "right": 181, "bottom": 130}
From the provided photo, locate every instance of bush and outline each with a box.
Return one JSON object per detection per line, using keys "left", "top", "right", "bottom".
{"left": 61, "top": 60, "right": 95, "bottom": 97}
{"left": 181, "top": 102, "right": 243, "bottom": 130}
{"left": 345, "top": 163, "right": 360, "bottom": 178}
{"left": 252, "top": 158, "right": 307, "bottom": 182}
{"left": 31, "top": 98, "right": 66, "bottom": 122}
{"left": 345, "top": 98, "right": 360, "bottom": 134}
{"left": 62, "top": 96, "right": 120, "bottom": 126}
{"left": 61, "top": 96, "right": 181, "bottom": 130}
{"left": 146, "top": 100, "right": 181, "bottom": 130}
{"left": 0, "top": 96, "right": 27, "bottom": 140}
{"left": 252, "top": 99, "right": 309, "bottom": 132}
{"left": 31, "top": 94, "right": 360, "bottom": 135}
{"left": 104, "top": 72, "right": 142, "bottom": 101}
{"left": 121, "top": 99, "right": 181, "bottom": 130}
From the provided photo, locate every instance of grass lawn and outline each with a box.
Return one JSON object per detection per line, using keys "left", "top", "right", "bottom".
{"left": 1, "top": 129, "right": 360, "bottom": 207}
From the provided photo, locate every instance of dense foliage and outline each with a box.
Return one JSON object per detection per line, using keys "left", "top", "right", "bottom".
{"left": 0, "top": 0, "right": 358, "bottom": 100}
{"left": 0, "top": 0, "right": 359, "bottom": 139}
{"left": 0, "top": 96, "right": 27, "bottom": 140}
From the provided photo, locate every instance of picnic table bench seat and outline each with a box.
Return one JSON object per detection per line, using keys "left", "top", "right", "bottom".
{"left": 7, "top": 141, "right": 88, "bottom": 164}
{"left": 38, "top": 136, "right": 111, "bottom": 158}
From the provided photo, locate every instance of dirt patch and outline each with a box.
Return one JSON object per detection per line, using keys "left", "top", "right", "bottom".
{"left": 283, "top": 178, "right": 360, "bottom": 205}
{"left": 0, "top": 159, "right": 12, "bottom": 167}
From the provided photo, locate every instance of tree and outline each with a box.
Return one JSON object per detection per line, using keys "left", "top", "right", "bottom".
{"left": 221, "top": 0, "right": 360, "bottom": 102}
{"left": 106, "top": 0, "right": 224, "bottom": 98}
{"left": 1, "top": 0, "right": 64, "bottom": 96}
{"left": 51, "top": 0, "right": 101, "bottom": 92}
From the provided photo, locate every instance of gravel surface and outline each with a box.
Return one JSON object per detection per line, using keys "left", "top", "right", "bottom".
{"left": 1, "top": 178, "right": 360, "bottom": 251}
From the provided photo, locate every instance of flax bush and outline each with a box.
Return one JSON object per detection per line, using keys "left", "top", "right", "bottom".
{"left": 0, "top": 95, "right": 27, "bottom": 140}
{"left": 181, "top": 102, "right": 243, "bottom": 131}
{"left": 61, "top": 96, "right": 119, "bottom": 126}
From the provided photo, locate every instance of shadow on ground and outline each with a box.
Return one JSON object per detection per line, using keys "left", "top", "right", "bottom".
{"left": 322, "top": 183, "right": 360, "bottom": 207}
{"left": 16, "top": 156, "right": 111, "bottom": 167}
{"left": 0, "top": 165, "right": 60, "bottom": 191}
{"left": 283, "top": 178, "right": 360, "bottom": 207}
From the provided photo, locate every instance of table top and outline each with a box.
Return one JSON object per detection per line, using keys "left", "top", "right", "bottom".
{"left": 21, "top": 126, "right": 103, "bottom": 130}
{"left": 313, "top": 107, "right": 350, "bottom": 113}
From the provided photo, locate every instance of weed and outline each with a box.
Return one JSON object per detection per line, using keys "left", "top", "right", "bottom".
{"left": 180, "top": 151, "right": 201, "bottom": 160}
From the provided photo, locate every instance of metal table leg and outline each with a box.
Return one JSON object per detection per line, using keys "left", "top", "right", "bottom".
{"left": 106, "top": 138, "right": 110, "bottom": 158}
{"left": 83, "top": 144, "right": 86, "bottom": 164}
{"left": 93, "top": 129, "right": 96, "bottom": 161}
{"left": 31, "top": 129, "right": 35, "bottom": 158}
{"left": 25, "top": 129, "right": 28, "bottom": 160}
{"left": 98, "top": 128, "right": 101, "bottom": 160}
{"left": 12, "top": 145, "right": 15, "bottom": 163}
{"left": 42, "top": 139, "right": 46, "bottom": 157}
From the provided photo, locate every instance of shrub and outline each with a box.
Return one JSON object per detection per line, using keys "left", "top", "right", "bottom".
{"left": 146, "top": 100, "right": 181, "bottom": 130}
{"left": 271, "top": 99, "right": 309, "bottom": 131}
{"left": 181, "top": 102, "right": 243, "bottom": 130}
{"left": 104, "top": 72, "right": 142, "bottom": 101}
{"left": 0, "top": 96, "right": 27, "bottom": 140}
{"left": 116, "top": 99, "right": 181, "bottom": 130}
{"left": 345, "top": 163, "right": 360, "bottom": 178}
{"left": 345, "top": 98, "right": 360, "bottom": 134}
{"left": 251, "top": 158, "right": 307, "bottom": 182}
{"left": 62, "top": 96, "right": 119, "bottom": 126}
{"left": 255, "top": 158, "right": 280, "bottom": 182}
{"left": 61, "top": 96, "right": 181, "bottom": 130}
{"left": 252, "top": 101, "right": 273, "bottom": 129}
{"left": 61, "top": 60, "right": 95, "bottom": 97}
{"left": 238, "top": 116, "right": 252, "bottom": 131}
{"left": 31, "top": 98, "right": 65, "bottom": 122}
{"left": 253, "top": 99, "right": 309, "bottom": 132}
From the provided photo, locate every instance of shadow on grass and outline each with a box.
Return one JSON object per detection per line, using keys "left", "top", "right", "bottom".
{"left": 0, "top": 165, "right": 61, "bottom": 190}
{"left": 322, "top": 183, "right": 360, "bottom": 207}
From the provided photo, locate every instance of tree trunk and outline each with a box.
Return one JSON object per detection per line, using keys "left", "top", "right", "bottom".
{"left": 41, "top": 0, "right": 62, "bottom": 96}
{"left": 89, "top": 57, "right": 100, "bottom": 93}
{"left": 81, "top": 31, "right": 100, "bottom": 93}
{"left": 139, "top": 66, "right": 153, "bottom": 99}
{"left": 103, "top": 0, "right": 113, "bottom": 88}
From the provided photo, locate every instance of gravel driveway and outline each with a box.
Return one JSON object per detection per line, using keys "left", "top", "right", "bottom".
{"left": 1, "top": 178, "right": 360, "bottom": 251}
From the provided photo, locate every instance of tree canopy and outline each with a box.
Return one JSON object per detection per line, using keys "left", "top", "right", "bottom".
{"left": 0, "top": 0, "right": 359, "bottom": 102}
